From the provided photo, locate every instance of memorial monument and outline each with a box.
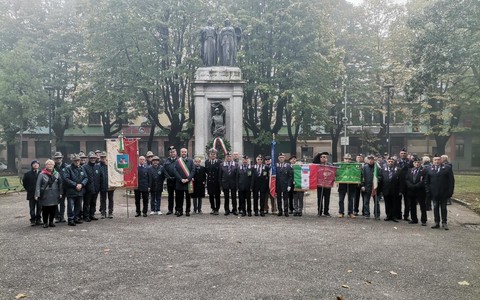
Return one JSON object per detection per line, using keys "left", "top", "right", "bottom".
{"left": 194, "top": 18, "right": 244, "bottom": 160}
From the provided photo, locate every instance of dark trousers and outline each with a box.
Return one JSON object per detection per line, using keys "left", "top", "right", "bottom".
{"left": 29, "top": 199, "right": 42, "bottom": 221}
{"left": 317, "top": 187, "right": 331, "bottom": 215}
{"left": 395, "top": 192, "right": 409, "bottom": 219}
{"left": 252, "top": 188, "right": 266, "bottom": 213}
{"left": 67, "top": 196, "right": 82, "bottom": 222}
{"left": 409, "top": 194, "right": 427, "bottom": 224}
{"left": 167, "top": 182, "right": 175, "bottom": 212}
{"left": 175, "top": 190, "right": 191, "bottom": 213}
{"left": 223, "top": 188, "right": 237, "bottom": 213}
{"left": 134, "top": 190, "right": 149, "bottom": 214}
{"left": 238, "top": 190, "right": 252, "bottom": 213}
{"left": 83, "top": 191, "right": 99, "bottom": 219}
{"left": 384, "top": 194, "right": 396, "bottom": 220}
{"left": 100, "top": 190, "right": 115, "bottom": 215}
{"left": 288, "top": 189, "right": 294, "bottom": 212}
{"left": 354, "top": 186, "right": 363, "bottom": 214}
{"left": 276, "top": 190, "right": 289, "bottom": 213}
{"left": 209, "top": 192, "right": 221, "bottom": 211}
{"left": 338, "top": 188, "right": 356, "bottom": 215}
{"left": 55, "top": 194, "right": 66, "bottom": 220}
{"left": 192, "top": 197, "right": 203, "bottom": 212}
{"left": 433, "top": 196, "right": 448, "bottom": 224}
{"left": 42, "top": 205, "right": 56, "bottom": 225}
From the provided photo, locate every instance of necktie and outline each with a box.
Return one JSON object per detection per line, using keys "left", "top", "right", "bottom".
{"left": 388, "top": 168, "right": 393, "bottom": 180}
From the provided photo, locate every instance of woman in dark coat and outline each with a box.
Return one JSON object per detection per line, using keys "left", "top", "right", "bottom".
{"left": 35, "top": 159, "right": 63, "bottom": 228}
{"left": 191, "top": 157, "right": 206, "bottom": 213}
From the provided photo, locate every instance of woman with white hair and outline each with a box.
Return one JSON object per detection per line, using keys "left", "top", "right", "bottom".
{"left": 35, "top": 159, "right": 63, "bottom": 228}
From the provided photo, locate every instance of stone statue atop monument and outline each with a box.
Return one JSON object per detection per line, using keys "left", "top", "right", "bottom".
{"left": 200, "top": 18, "right": 217, "bottom": 67}
{"left": 211, "top": 103, "right": 226, "bottom": 138}
{"left": 199, "top": 18, "right": 241, "bottom": 67}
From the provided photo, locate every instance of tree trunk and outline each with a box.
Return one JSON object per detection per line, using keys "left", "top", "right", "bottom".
{"left": 7, "top": 142, "right": 16, "bottom": 173}
{"left": 434, "top": 135, "right": 450, "bottom": 155}
{"left": 147, "top": 123, "right": 156, "bottom": 151}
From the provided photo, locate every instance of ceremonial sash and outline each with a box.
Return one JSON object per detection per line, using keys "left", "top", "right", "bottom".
{"left": 178, "top": 158, "right": 194, "bottom": 193}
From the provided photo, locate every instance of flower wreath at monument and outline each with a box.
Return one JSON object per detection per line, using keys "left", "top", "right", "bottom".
{"left": 205, "top": 137, "right": 231, "bottom": 160}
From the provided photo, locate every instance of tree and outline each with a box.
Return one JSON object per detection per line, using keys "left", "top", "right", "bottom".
{"left": 406, "top": 0, "right": 480, "bottom": 153}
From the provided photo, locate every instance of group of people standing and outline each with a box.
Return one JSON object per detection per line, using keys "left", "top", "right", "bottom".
{"left": 315, "top": 149, "right": 455, "bottom": 230}
{"left": 22, "top": 145, "right": 455, "bottom": 231}
{"left": 23, "top": 150, "right": 113, "bottom": 227}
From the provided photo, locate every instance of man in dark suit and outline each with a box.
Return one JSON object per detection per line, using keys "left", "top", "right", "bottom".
{"left": 134, "top": 156, "right": 150, "bottom": 217}
{"left": 163, "top": 146, "right": 178, "bottom": 215}
{"left": 173, "top": 148, "right": 195, "bottom": 217}
{"left": 276, "top": 152, "right": 293, "bottom": 217}
{"left": 425, "top": 154, "right": 455, "bottom": 230}
{"left": 237, "top": 155, "right": 253, "bottom": 216}
{"left": 380, "top": 157, "right": 401, "bottom": 222}
{"left": 219, "top": 152, "right": 238, "bottom": 215}
{"left": 22, "top": 160, "right": 42, "bottom": 226}
{"left": 205, "top": 149, "right": 222, "bottom": 215}
{"left": 252, "top": 155, "right": 269, "bottom": 216}
{"left": 396, "top": 148, "right": 413, "bottom": 221}
{"left": 406, "top": 157, "right": 427, "bottom": 226}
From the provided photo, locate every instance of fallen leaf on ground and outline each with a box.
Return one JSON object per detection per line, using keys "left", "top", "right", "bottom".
{"left": 458, "top": 281, "right": 470, "bottom": 286}
{"left": 15, "top": 294, "right": 28, "bottom": 299}
{"left": 104, "top": 248, "right": 110, "bottom": 252}
{"left": 394, "top": 227, "right": 398, "bottom": 230}
{"left": 347, "top": 270, "right": 353, "bottom": 273}
{"left": 336, "top": 296, "right": 345, "bottom": 300}
{"left": 341, "top": 284, "right": 349, "bottom": 288}
{"left": 374, "top": 271, "right": 380, "bottom": 273}
{"left": 389, "top": 271, "right": 397, "bottom": 275}
{"left": 364, "top": 280, "right": 372, "bottom": 285}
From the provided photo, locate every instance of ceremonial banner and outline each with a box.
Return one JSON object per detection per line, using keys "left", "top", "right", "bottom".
{"left": 334, "top": 162, "right": 362, "bottom": 184}
{"left": 372, "top": 162, "right": 380, "bottom": 196}
{"left": 269, "top": 140, "right": 277, "bottom": 197}
{"left": 106, "top": 137, "right": 139, "bottom": 189}
{"left": 317, "top": 165, "right": 337, "bottom": 188}
{"left": 293, "top": 164, "right": 319, "bottom": 191}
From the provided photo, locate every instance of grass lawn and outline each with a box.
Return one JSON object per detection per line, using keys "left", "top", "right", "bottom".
{"left": 0, "top": 175, "right": 24, "bottom": 194}
{"left": 453, "top": 174, "right": 480, "bottom": 214}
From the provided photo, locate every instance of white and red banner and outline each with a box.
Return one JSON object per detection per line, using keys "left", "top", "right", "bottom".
{"left": 293, "top": 164, "right": 319, "bottom": 191}
{"left": 106, "top": 137, "right": 139, "bottom": 189}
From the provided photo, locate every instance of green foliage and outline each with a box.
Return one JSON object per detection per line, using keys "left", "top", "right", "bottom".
{"left": 205, "top": 138, "right": 231, "bottom": 160}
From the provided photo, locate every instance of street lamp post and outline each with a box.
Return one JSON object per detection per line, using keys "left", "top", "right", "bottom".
{"left": 44, "top": 86, "right": 54, "bottom": 155}
{"left": 384, "top": 84, "right": 394, "bottom": 155}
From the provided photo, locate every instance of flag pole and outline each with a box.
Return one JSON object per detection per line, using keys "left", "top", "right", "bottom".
{"left": 126, "top": 189, "right": 130, "bottom": 218}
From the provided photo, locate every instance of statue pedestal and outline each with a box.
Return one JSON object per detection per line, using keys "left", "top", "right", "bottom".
{"left": 193, "top": 66, "right": 245, "bottom": 160}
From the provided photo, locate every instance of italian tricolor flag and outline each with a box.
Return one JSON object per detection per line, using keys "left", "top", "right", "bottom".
{"left": 293, "top": 164, "right": 319, "bottom": 191}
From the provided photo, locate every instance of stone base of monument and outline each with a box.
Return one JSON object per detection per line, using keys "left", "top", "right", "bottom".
{"left": 193, "top": 66, "right": 245, "bottom": 161}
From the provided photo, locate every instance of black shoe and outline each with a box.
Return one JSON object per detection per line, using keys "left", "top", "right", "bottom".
{"left": 254, "top": 211, "right": 259, "bottom": 216}
{"left": 35, "top": 220, "right": 43, "bottom": 226}
{"left": 74, "top": 219, "right": 83, "bottom": 224}
{"left": 214, "top": 210, "right": 219, "bottom": 215}
{"left": 143, "top": 213, "right": 147, "bottom": 217}
{"left": 135, "top": 213, "right": 141, "bottom": 217}
{"left": 198, "top": 210, "right": 202, "bottom": 214}
{"left": 431, "top": 224, "right": 440, "bottom": 229}
{"left": 210, "top": 210, "right": 215, "bottom": 215}
{"left": 68, "top": 222, "right": 76, "bottom": 226}
{"left": 408, "top": 221, "right": 418, "bottom": 224}
{"left": 177, "top": 212, "right": 183, "bottom": 217}
{"left": 224, "top": 211, "right": 230, "bottom": 216}
{"left": 108, "top": 214, "right": 113, "bottom": 219}
{"left": 90, "top": 216, "right": 99, "bottom": 221}
{"left": 248, "top": 212, "right": 252, "bottom": 217}
{"left": 30, "top": 220, "right": 36, "bottom": 226}
{"left": 421, "top": 223, "right": 427, "bottom": 226}
{"left": 285, "top": 212, "right": 289, "bottom": 217}
{"left": 166, "top": 211, "right": 173, "bottom": 215}
{"left": 260, "top": 212, "right": 265, "bottom": 217}
{"left": 60, "top": 218, "right": 66, "bottom": 223}
{"left": 241, "top": 212, "right": 246, "bottom": 217}
{"left": 54, "top": 218, "right": 60, "bottom": 223}
{"left": 392, "top": 218, "right": 399, "bottom": 223}
{"left": 49, "top": 223, "right": 56, "bottom": 227}
{"left": 43, "top": 223, "right": 49, "bottom": 228}
{"left": 298, "top": 213, "right": 302, "bottom": 217}
{"left": 384, "top": 218, "right": 391, "bottom": 221}
{"left": 232, "top": 211, "right": 238, "bottom": 216}
{"left": 186, "top": 212, "right": 190, "bottom": 217}
{"left": 324, "top": 213, "right": 331, "bottom": 217}
{"left": 404, "top": 217, "right": 411, "bottom": 221}
{"left": 101, "top": 215, "right": 106, "bottom": 219}
{"left": 277, "top": 212, "right": 283, "bottom": 217}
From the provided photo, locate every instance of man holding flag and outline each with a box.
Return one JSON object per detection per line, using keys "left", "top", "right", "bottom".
{"left": 173, "top": 148, "right": 195, "bottom": 217}
{"left": 276, "top": 152, "right": 293, "bottom": 217}
{"left": 361, "top": 154, "right": 379, "bottom": 219}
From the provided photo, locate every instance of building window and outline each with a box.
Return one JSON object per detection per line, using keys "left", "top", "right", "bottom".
{"left": 139, "top": 141, "right": 159, "bottom": 157}
{"left": 35, "top": 141, "right": 51, "bottom": 158}
{"left": 455, "top": 144, "right": 464, "bottom": 158}
{"left": 88, "top": 113, "right": 102, "bottom": 126}
{"left": 301, "top": 147, "right": 313, "bottom": 160}
{"left": 86, "top": 141, "right": 106, "bottom": 153}
{"left": 22, "top": 141, "right": 28, "bottom": 158}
